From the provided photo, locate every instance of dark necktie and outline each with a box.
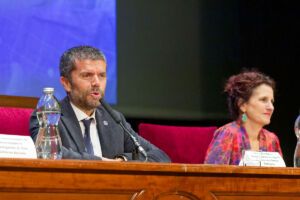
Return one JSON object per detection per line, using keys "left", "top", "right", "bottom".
{"left": 82, "top": 119, "right": 94, "bottom": 155}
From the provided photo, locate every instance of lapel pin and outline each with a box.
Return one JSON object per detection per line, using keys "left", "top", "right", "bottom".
{"left": 103, "top": 121, "right": 108, "bottom": 126}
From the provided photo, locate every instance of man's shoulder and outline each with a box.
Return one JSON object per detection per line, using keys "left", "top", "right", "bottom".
{"left": 95, "top": 105, "right": 122, "bottom": 120}
{"left": 59, "top": 96, "right": 69, "bottom": 106}
{"left": 59, "top": 97, "right": 74, "bottom": 116}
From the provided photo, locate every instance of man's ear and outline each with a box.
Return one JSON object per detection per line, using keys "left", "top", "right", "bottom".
{"left": 238, "top": 98, "right": 247, "bottom": 113}
{"left": 60, "top": 77, "right": 71, "bottom": 93}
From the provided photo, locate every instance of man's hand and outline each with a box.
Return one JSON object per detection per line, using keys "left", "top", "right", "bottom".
{"left": 101, "top": 157, "right": 124, "bottom": 162}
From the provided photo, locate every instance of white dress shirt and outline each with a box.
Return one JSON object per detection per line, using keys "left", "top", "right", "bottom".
{"left": 70, "top": 102, "right": 102, "bottom": 157}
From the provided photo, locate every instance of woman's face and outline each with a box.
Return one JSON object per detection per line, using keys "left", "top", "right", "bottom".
{"left": 240, "top": 84, "right": 274, "bottom": 127}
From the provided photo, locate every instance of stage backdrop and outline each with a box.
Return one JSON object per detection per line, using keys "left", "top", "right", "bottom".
{"left": 0, "top": 0, "right": 117, "bottom": 104}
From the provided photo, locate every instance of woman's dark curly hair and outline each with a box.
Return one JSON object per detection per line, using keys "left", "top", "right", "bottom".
{"left": 224, "top": 70, "right": 275, "bottom": 120}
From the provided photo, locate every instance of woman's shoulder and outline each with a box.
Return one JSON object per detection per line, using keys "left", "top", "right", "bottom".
{"left": 214, "top": 121, "right": 241, "bottom": 138}
{"left": 217, "top": 121, "right": 240, "bottom": 133}
{"left": 262, "top": 128, "right": 279, "bottom": 139}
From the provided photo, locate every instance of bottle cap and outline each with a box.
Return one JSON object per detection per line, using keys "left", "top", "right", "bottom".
{"left": 43, "top": 87, "right": 54, "bottom": 93}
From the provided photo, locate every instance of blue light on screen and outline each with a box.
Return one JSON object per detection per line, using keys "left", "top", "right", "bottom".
{"left": 0, "top": 0, "right": 117, "bottom": 104}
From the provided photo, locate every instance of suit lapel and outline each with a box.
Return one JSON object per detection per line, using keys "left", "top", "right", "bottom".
{"left": 59, "top": 97, "right": 86, "bottom": 152}
{"left": 95, "top": 107, "right": 116, "bottom": 157}
{"left": 95, "top": 108, "right": 107, "bottom": 156}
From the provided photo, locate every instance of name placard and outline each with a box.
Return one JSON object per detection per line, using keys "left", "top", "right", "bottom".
{"left": 239, "top": 150, "right": 286, "bottom": 167}
{"left": 0, "top": 134, "right": 37, "bottom": 158}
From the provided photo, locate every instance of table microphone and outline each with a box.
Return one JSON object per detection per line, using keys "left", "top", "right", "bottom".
{"left": 99, "top": 98, "right": 148, "bottom": 161}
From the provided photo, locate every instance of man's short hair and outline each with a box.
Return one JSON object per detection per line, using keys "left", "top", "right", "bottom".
{"left": 59, "top": 46, "right": 106, "bottom": 80}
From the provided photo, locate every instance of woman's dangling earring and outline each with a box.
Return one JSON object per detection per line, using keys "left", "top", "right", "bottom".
{"left": 242, "top": 113, "right": 247, "bottom": 122}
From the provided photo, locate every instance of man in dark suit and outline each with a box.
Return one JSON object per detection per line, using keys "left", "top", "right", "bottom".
{"left": 29, "top": 46, "right": 170, "bottom": 162}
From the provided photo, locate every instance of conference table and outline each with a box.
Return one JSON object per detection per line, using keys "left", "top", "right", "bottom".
{"left": 0, "top": 158, "right": 300, "bottom": 200}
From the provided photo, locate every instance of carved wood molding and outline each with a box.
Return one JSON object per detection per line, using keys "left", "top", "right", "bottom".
{"left": 155, "top": 191, "right": 200, "bottom": 200}
{"left": 211, "top": 192, "right": 300, "bottom": 200}
{"left": 0, "top": 189, "right": 145, "bottom": 200}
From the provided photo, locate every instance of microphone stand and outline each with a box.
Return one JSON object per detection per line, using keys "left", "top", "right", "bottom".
{"left": 99, "top": 98, "right": 148, "bottom": 162}
{"left": 118, "top": 122, "right": 148, "bottom": 162}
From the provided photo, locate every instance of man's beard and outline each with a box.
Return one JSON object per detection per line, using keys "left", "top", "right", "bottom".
{"left": 69, "top": 87, "right": 104, "bottom": 111}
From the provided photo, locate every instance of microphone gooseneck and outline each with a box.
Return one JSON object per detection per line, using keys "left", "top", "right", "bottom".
{"left": 99, "top": 98, "right": 122, "bottom": 123}
{"left": 99, "top": 98, "right": 148, "bottom": 161}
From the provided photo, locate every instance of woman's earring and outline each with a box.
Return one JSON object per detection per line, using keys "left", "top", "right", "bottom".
{"left": 242, "top": 113, "right": 247, "bottom": 122}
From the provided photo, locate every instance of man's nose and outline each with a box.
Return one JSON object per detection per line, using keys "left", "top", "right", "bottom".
{"left": 91, "top": 75, "right": 100, "bottom": 86}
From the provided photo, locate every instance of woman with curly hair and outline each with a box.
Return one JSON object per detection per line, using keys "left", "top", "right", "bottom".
{"left": 204, "top": 70, "right": 283, "bottom": 165}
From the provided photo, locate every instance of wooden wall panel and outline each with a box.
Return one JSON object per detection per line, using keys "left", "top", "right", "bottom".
{"left": 0, "top": 95, "right": 38, "bottom": 109}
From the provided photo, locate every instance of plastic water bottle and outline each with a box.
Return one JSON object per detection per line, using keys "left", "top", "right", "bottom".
{"left": 293, "top": 111, "right": 300, "bottom": 167}
{"left": 35, "top": 88, "right": 62, "bottom": 159}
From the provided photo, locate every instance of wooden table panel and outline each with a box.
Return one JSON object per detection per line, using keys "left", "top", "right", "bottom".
{"left": 1, "top": 158, "right": 300, "bottom": 200}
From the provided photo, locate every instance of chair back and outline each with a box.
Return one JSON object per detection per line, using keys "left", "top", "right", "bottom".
{"left": 138, "top": 123, "right": 217, "bottom": 164}
{"left": 0, "top": 107, "right": 34, "bottom": 136}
